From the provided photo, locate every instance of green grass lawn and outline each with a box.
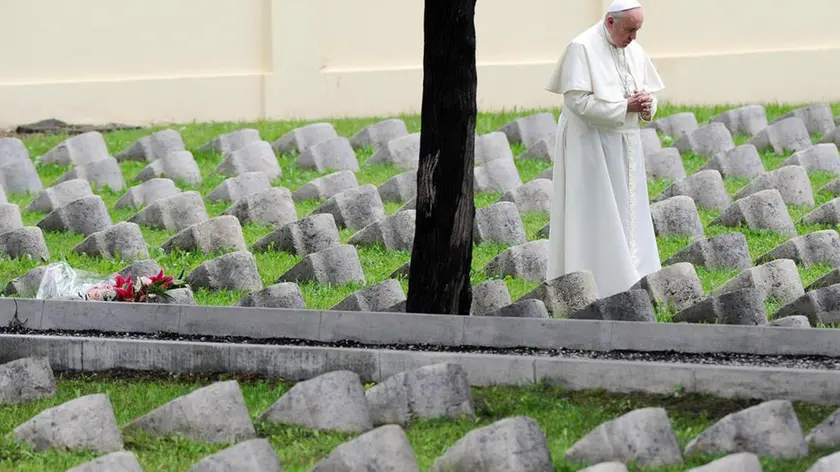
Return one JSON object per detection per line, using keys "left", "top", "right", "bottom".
{"left": 2, "top": 102, "right": 840, "bottom": 314}
{"left": 2, "top": 104, "right": 840, "bottom": 470}
{"left": 0, "top": 373, "right": 839, "bottom": 471}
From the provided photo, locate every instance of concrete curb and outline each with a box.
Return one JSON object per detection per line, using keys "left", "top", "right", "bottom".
{"left": 2, "top": 297, "right": 840, "bottom": 357}
{"left": 2, "top": 333, "right": 840, "bottom": 406}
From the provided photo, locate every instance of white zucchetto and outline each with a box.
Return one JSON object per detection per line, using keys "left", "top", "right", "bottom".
{"left": 606, "top": 0, "right": 642, "bottom": 13}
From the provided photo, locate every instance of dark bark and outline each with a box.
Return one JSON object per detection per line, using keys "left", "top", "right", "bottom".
{"left": 405, "top": 0, "right": 478, "bottom": 315}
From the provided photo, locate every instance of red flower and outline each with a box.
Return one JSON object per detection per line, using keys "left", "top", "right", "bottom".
{"left": 114, "top": 280, "right": 134, "bottom": 302}
{"left": 103, "top": 268, "right": 183, "bottom": 303}
{"left": 113, "top": 273, "right": 136, "bottom": 302}
{"left": 148, "top": 269, "right": 174, "bottom": 288}
{"left": 115, "top": 273, "right": 132, "bottom": 289}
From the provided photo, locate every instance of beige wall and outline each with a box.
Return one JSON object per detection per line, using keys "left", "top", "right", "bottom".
{"left": 1, "top": 0, "right": 838, "bottom": 128}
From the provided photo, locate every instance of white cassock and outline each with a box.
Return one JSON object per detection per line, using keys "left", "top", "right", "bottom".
{"left": 544, "top": 18, "right": 665, "bottom": 299}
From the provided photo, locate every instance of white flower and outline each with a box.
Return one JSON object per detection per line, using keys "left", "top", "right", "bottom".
{"left": 86, "top": 285, "right": 117, "bottom": 302}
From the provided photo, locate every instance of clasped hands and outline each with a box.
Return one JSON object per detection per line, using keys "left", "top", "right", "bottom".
{"left": 626, "top": 90, "right": 652, "bottom": 117}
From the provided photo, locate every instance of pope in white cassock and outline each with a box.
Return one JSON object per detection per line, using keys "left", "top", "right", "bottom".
{"left": 544, "top": 0, "right": 665, "bottom": 298}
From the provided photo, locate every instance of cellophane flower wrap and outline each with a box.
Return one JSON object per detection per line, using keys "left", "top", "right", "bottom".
{"left": 32, "top": 262, "right": 187, "bottom": 302}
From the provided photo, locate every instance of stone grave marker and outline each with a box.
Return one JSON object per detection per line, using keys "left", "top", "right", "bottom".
{"left": 72, "top": 221, "right": 149, "bottom": 261}
{"left": 253, "top": 213, "right": 341, "bottom": 257}
{"left": 653, "top": 169, "right": 730, "bottom": 211}
{"left": 198, "top": 128, "right": 261, "bottom": 155}
{"left": 710, "top": 189, "right": 797, "bottom": 236}
{"left": 135, "top": 150, "right": 203, "bottom": 186}
{"left": 37, "top": 195, "right": 112, "bottom": 236}
{"left": 114, "top": 178, "right": 180, "bottom": 210}
{"left": 349, "top": 118, "right": 409, "bottom": 149}
{"left": 699, "top": 144, "right": 765, "bottom": 179}
{"left": 733, "top": 165, "right": 814, "bottom": 207}
{"left": 36, "top": 131, "right": 110, "bottom": 166}
{"left": 216, "top": 140, "right": 282, "bottom": 180}
{"left": 710, "top": 104, "right": 768, "bottom": 137}
{"left": 273, "top": 122, "right": 338, "bottom": 154}
{"left": 293, "top": 170, "right": 360, "bottom": 202}
{"left": 0, "top": 159, "right": 44, "bottom": 194}
{"left": 652, "top": 112, "right": 698, "bottom": 139}
{"left": 186, "top": 251, "right": 263, "bottom": 292}
{"left": 116, "top": 129, "right": 185, "bottom": 162}
{"left": 366, "top": 133, "right": 420, "bottom": 170}
{"left": 222, "top": 187, "right": 298, "bottom": 228}
{"left": 750, "top": 117, "right": 812, "bottom": 154}
{"left": 498, "top": 112, "right": 556, "bottom": 148}
{"left": 206, "top": 172, "right": 272, "bottom": 203}
{"left": 483, "top": 239, "right": 548, "bottom": 282}
{"left": 296, "top": 137, "right": 360, "bottom": 173}
{"left": 128, "top": 191, "right": 209, "bottom": 232}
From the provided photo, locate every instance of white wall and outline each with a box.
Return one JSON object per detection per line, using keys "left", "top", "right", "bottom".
{"left": 0, "top": 0, "right": 837, "bottom": 128}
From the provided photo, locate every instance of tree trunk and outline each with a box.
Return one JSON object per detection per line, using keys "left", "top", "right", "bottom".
{"left": 405, "top": 0, "right": 478, "bottom": 315}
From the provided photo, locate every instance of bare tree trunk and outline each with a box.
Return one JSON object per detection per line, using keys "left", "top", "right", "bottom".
{"left": 405, "top": 0, "right": 478, "bottom": 315}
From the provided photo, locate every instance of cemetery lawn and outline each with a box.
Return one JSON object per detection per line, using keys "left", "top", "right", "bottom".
{"left": 4, "top": 106, "right": 840, "bottom": 471}
{"left": 2, "top": 102, "right": 840, "bottom": 314}
{"left": 0, "top": 373, "right": 838, "bottom": 471}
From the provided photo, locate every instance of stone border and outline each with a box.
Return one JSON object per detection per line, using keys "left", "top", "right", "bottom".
{"left": 2, "top": 297, "right": 840, "bottom": 357}
{"left": 2, "top": 333, "right": 840, "bottom": 406}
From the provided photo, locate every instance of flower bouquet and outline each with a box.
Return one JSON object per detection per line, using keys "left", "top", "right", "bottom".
{"left": 85, "top": 269, "right": 188, "bottom": 303}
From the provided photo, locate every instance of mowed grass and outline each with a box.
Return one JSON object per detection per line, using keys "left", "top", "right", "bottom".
{"left": 2, "top": 104, "right": 840, "bottom": 471}
{"left": 2, "top": 111, "right": 552, "bottom": 308}
{"left": 0, "top": 102, "right": 839, "bottom": 312}
{"left": 0, "top": 373, "right": 839, "bottom": 471}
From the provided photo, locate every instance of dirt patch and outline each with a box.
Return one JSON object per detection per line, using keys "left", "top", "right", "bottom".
{"left": 2, "top": 118, "right": 142, "bottom": 138}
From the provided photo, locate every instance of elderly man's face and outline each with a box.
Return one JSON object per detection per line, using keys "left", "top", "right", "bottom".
{"left": 607, "top": 8, "right": 643, "bottom": 48}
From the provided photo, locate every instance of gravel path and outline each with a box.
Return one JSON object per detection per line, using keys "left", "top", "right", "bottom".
{"left": 3, "top": 326, "right": 840, "bottom": 371}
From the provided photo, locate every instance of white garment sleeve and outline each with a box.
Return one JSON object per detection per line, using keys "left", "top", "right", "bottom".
{"left": 563, "top": 90, "right": 628, "bottom": 128}
{"left": 640, "top": 94, "right": 658, "bottom": 123}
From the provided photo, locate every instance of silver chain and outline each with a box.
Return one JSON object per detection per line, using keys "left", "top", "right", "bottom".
{"left": 604, "top": 26, "right": 636, "bottom": 98}
{"left": 610, "top": 47, "right": 635, "bottom": 98}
